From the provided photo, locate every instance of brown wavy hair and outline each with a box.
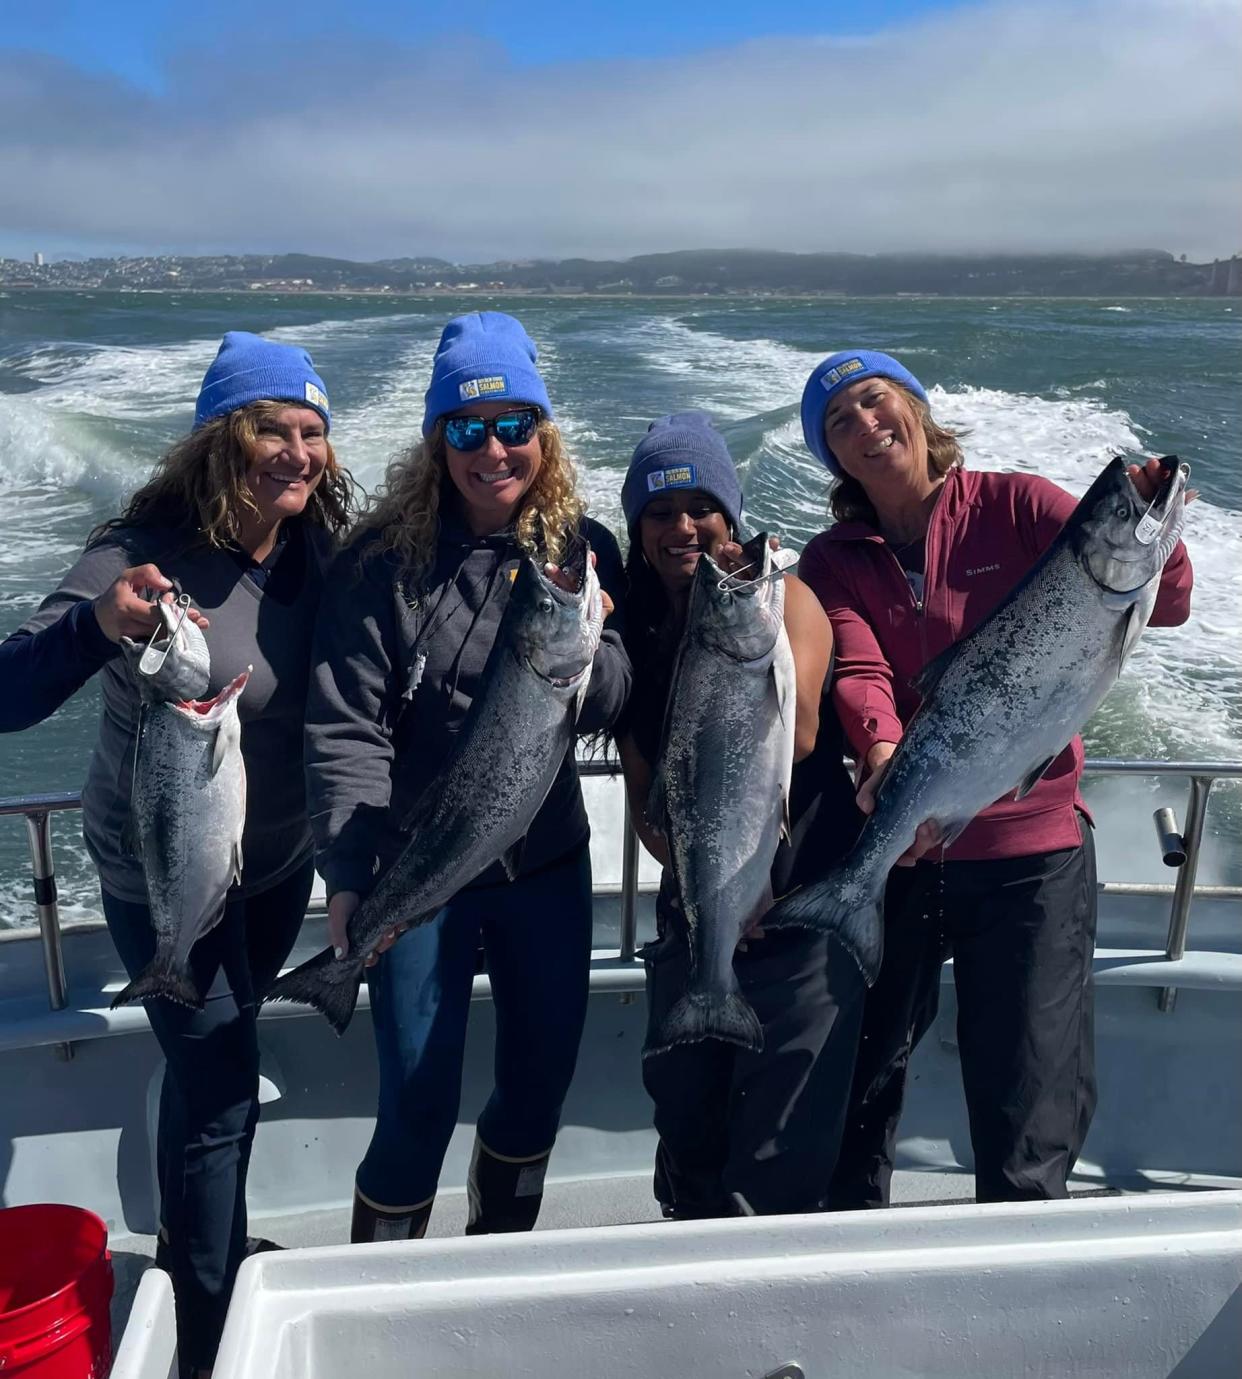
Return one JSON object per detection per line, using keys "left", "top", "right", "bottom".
{"left": 90, "top": 400, "right": 357, "bottom": 549}
{"left": 351, "top": 418, "right": 585, "bottom": 583}
{"left": 828, "top": 384, "right": 966, "bottom": 527}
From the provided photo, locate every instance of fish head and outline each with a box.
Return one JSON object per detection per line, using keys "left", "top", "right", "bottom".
{"left": 121, "top": 596, "right": 211, "bottom": 703}
{"left": 1071, "top": 456, "right": 1189, "bottom": 601}
{"left": 509, "top": 542, "right": 604, "bottom": 693}
{"left": 689, "top": 531, "right": 784, "bottom": 663}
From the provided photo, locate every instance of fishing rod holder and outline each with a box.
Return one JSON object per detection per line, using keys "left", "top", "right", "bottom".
{"left": 1152, "top": 807, "right": 1187, "bottom": 868}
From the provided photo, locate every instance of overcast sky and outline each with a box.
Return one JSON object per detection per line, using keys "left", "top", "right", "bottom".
{"left": 2, "top": 0, "right": 1239, "bottom": 263}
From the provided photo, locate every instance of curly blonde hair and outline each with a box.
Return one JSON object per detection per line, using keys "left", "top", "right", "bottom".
{"left": 829, "top": 384, "right": 967, "bottom": 526}
{"left": 352, "top": 418, "right": 585, "bottom": 583}
{"left": 91, "top": 400, "right": 357, "bottom": 548}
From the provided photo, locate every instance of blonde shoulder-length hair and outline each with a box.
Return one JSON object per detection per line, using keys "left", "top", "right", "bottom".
{"left": 351, "top": 418, "right": 585, "bottom": 582}
{"left": 90, "top": 400, "right": 356, "bottom": 549}
{"left": 828, "top": 384, "right": 967, "bottom": 527}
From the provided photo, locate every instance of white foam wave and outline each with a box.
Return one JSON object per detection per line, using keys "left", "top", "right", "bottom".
{"left": 10, "top": 339, "right": 212, "bottom": 420}
{"left": 0, "top": 392, "right": 148, "bottom": 507}
{"left": 328, "top": 332, "right": 442, "bottom": 491}
{"left": 631, "top": 317, "right": 823, "bottom": 419}
{"left": 265, "top": 310, "right": 439, "bottom": 347}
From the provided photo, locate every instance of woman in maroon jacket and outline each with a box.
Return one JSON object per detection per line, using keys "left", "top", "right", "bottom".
{"left": 797, "top": 349, "right": 1193, "bottom": 1206}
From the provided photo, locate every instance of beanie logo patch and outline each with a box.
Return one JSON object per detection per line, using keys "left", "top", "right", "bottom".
{"left": 304, "top": 381, "right": 329, "bottom": 412}
{"left": 647, "top": 465, "right": 696, "bottom": 493}
{"left": 459, "top": 375, "right": 508, "bottom": 401}
{"left": 821, "top": 357, "right": 866, "bottom": 390}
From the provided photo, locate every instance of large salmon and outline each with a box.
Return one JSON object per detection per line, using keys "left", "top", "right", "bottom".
{"left": 113, "top": 599, "right": 248, "bottom": 1009}
{"left": 645, "top": 533, "right": 796, "bottom": 1057}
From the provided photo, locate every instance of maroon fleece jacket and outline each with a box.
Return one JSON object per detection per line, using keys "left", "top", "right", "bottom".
{"left": 799, "top": 467, "right": 1193, "bottom": 862}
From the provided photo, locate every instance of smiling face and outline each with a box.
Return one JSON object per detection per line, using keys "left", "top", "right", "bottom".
{"left": 243, "top": 404, "right": 330, "bottom": 528}
{"left": 823, "top": 376, "right": 930, "bottom": 494}
{"left": 443, "top": 400, "right": 544, "bottom": 535}
{"left": 638, "top": 488, "right": 732, "bottom": 593}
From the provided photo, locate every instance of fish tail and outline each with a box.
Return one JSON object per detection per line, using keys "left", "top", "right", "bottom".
{"left": 111, "top": 953, "right": 203, "bottom": 1011}
{"left": 263, "top": 946, "right": 363, "bottom": 1035}
{"left": 644, "top": 990, "right": 764, "bottom": 1059}
{"left": 763, "top": 877, "right": 885, "bottom": 986}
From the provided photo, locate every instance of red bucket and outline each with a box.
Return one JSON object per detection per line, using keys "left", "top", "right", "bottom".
{"left": 0, "top": 1205, "right": 114, "bottom": 1378}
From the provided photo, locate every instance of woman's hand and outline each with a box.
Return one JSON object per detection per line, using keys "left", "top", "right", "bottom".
{"left": 328, "top": 891, "right": 408, "bottom": 968}
{"left": 328, "top": 890, "right": 406, "bottom": 969}
{"left": 93, "top": 564, "right": 210, "bottom": 643}
{"left": 855, "top": 741, "right": 944, "bottom": 866}
{"left": 545, "top": 553, "right": 614, "bottom": 618}
{"left": 714, "top": 534, "right": 781, "bottom": 577}
{"left": 1128, "top": 458, "right": 1198, "bottom": 505}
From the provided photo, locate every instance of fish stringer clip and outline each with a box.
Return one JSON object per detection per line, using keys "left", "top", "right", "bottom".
{"left": 137, "top": 592, "right": 192, "bottom": 680}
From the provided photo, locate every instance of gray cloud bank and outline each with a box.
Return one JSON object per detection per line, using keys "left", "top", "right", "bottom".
{"left": 3, "top": 0, "right": 1239, "bottom": 262}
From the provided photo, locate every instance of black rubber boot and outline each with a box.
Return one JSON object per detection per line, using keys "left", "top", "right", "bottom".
{"left": 350, "top": 1187, "right": 434, "bottom": 1243}
{"left": 464, "top": 1137, "right": 552, "bottom": 1235}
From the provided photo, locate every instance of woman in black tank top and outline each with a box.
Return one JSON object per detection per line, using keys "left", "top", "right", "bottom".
{"left": 615, "top": 412, "right": 866, "bottom": 1219}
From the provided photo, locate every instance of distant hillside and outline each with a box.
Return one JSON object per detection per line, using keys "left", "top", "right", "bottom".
{"left": 5, "top": 248, "right": 1239, "bottom": 296}
{"left": 466, "top": 249, "right": 1238, "bottom": 296}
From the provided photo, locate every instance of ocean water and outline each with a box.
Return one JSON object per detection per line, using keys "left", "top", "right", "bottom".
{"left": 1, "top": 291, "right": 1239, "bottom": 927}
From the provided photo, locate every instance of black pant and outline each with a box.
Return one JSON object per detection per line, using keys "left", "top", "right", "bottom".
{"left": 102, "top": 861, "right": 313, "bottom": 1371}
{"left": 643, "top": 924, "right": 866, "bottom": 1218}
{"left": 829, "top": 820, "right": 1097, "bottom": 1207}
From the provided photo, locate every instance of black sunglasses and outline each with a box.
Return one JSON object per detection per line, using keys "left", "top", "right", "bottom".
{"left": 443, "top": 408, "right": 540, "bottom": 453}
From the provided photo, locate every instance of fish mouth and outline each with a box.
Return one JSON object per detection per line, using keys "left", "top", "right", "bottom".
{"left": 174, "top": 668, "right": 250, "bottom": 719}
{"left": 1129, "top": 457, "right": 1189, "bottom": 542}
{"left": 547, "top": 534, "right": 590, "bottom": 600}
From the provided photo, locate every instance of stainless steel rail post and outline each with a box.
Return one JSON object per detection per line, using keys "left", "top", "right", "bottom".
{"left": 618, "top": 802, "right": 641, "bottom": 1009}
{"left": 619, "top": 808, "right": 639, "bottom": 963}
{"left": 24, "top": 807, "right": 73, "bottom": 1060}
{"left": 1158, "top": 775, "right": 1214, "bottom": 1014}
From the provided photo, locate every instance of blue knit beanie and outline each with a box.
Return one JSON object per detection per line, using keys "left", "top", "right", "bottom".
{"left": 801, "top": 350, "right": 928, "bottom": 477}
{"left": 621, "top": 412, "right": 743, "bottom": 536}
{"left": 422, "top": 311, "right": 553, "bottom": 436}
{"left": 194, "top": 331, "right": 331, "bottom": 432}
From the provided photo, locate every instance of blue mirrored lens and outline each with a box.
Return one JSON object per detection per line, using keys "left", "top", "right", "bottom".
{"left": 494, "top": 412, "right": 537, "bottom": 445}
{"left": 444, "top": 417, "right": 488, "bottom": 451}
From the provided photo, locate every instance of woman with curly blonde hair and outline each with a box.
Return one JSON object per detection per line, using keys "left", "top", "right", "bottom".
{"left": 1, "top": 331, "right": 355, "bottom": 1377}
{"left": 304, "top": 311, "right": 630, "bottom": 1244}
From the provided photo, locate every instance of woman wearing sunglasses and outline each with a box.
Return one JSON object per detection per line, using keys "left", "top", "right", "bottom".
{"left": 304, "top": 311, "right": 630, "bottom": 1242}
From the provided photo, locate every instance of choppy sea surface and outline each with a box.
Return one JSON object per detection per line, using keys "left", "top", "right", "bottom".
{"left": 1, "top": 291, "right": 1239, "bottom": 926}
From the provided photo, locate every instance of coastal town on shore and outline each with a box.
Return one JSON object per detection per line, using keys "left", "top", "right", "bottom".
{"left": 3, "top": 248, "right": 1240, "bottom": 298}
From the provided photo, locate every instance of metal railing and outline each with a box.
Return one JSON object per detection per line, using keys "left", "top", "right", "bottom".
{"left": 3, "top": 761, "right": 1241, "bottom": 1022}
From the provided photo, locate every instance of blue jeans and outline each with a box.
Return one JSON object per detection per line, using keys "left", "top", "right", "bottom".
{"left": 102, "top": 861, "right": 313, "bottom": 1371}
{"left": 357, "top": 844, "right": 594, "bottom": 1209}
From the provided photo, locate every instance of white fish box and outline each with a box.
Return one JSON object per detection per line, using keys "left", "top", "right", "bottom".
{"left": 206, "top": 1192, "right": 1242, "bottom": 1379}
{"left": 110, "top": 1268, "right": 177, "bottom": 1379}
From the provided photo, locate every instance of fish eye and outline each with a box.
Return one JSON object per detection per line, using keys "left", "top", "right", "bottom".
{"left": 1114, "top": 503, "right": 1130, "bottom": 519}
{"left": 538, "top": 596, "right": 555, "bottom": 614}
